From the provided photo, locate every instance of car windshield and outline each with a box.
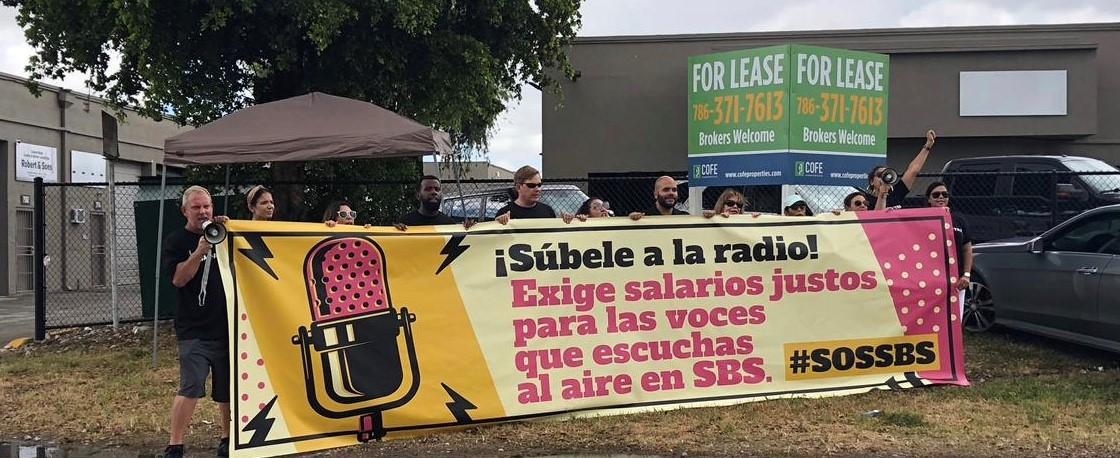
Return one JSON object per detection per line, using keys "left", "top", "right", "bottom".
{"left": 1062, "top": 159, "right": 1120, "bottom": 193}
{"left": 539, "top": 189, "right": 590, "bottom": 215}
{"left": 789, "top": 184, "right": 864, "bottom": 214}
{"left": 441, "top": 185, "right": 590, "bottom": 220}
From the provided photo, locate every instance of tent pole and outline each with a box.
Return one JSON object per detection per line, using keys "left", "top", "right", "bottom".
{"left": 152, "top": 162, "right": 167, "bottom": 368}
{"left": 453, "top": 152, "right": 465, "bottom": 221}
{"left": 223, "top": 164, "right": 230, "bottom": 215}
{"left": 109, "top": 160, "right": 118, "bottom": 328}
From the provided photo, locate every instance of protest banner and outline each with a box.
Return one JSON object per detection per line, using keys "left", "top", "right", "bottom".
{"left": 217, "top": 208, "right": 968, "bottom": 457}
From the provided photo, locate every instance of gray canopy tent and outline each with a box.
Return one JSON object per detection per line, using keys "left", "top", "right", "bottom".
{"left": 152, "top": 92, "right": 454, "bottom": 363}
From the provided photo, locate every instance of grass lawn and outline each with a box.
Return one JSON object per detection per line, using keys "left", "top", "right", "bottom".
{"left": 1, "top": 325, "right": 1118, "bottom": 457}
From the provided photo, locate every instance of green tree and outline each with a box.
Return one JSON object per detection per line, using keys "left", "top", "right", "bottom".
{"left": 6, "top": 0, "right": 582, "bottom": 220}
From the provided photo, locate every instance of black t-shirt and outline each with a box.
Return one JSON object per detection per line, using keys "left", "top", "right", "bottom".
{"left": 399, "top": 210, "right": 456, "bottom": 226}
{"left": 950, "top": 212, "right": 972, "bottom": 265}
{"left": 643, "top": 205, "right": 689, "bottom": 216}
{"left": 161, "top": 228, "right": 228, "bottom": 341}
{"left": 496, "top": 201, "right": 557, "bottom": 219}
{"left": 867, "top": 180, "right": 911, "bottom": 209}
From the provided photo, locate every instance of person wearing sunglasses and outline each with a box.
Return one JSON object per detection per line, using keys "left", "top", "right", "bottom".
{"left": 496, "top": 166, "right": 577, "bottom": 224}
{"left": 576, "top": 197, "right": 612, "bottom": 218}
{"left": 703, "top": 189, "right": 761, "bottom": 218}
{"left": 841, "top": 190, "right": 887, "bottom": 212}
{"left": 843, "top": 191, "right": 868, "bottom": 212}
{"left": 782, "top": 194, "right": 813, "bottom": 217}
{"left": 926, "top": 182, "right": 973, "bottom": 291}
{"left": 323, "top": 200, "right": 360, "bottom": 227}
{"left": 866, "top": 129, "right": 936, "bottom": 209}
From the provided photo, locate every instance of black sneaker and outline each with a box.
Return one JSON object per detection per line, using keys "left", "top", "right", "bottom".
{"left": 163, "top": 444, "right": 185, "bottom": 458}
{"left": 217, "top": 437, "right": 230, "bottom": 457}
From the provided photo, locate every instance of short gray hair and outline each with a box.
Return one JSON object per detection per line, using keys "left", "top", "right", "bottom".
{"left": 181, "top": 185, "right": 212, "bottom": 209}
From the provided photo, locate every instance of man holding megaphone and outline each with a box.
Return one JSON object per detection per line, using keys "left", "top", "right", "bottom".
{"left": 866, "top": 129, "right": 936, "bottom": 210}
{"left": 161, "top": 185, "right": 232, "bottom": 458}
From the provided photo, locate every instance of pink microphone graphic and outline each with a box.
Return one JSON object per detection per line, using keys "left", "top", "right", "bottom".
{"left": 291, "top": 236, "right": 420, "bottom": 442}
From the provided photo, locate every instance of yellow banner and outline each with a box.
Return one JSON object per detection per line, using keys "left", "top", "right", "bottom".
{"left": 217, "top": 208, "right": 969, "bottom": 457}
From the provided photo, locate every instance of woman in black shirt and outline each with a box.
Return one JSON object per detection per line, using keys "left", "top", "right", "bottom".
{"left": 926, "top": 181, "right": 973, "bottom": 291}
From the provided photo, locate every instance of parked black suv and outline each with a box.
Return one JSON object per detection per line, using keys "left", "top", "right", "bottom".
{"left": 934, "top": 155, "right": 1120, "bottom": 242}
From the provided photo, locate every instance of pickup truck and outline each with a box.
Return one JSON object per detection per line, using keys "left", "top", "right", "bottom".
{"left": 930, "top": 155, "right": 1120, "bottom": 242}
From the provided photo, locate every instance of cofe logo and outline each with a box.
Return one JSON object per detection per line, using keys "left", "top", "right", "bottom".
{"left": 693, "top": 163, "right": 719, "bottom": 178}
{"left": 795, "top": 161, "right": 824, "bottom": 177}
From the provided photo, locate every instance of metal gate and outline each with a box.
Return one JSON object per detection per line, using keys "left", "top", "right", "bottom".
{"left": 15, "top": 208, "right": 34, "bottom": 293}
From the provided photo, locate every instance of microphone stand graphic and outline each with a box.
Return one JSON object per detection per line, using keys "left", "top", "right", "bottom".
{"left": 291, "top": 236, "right": 421, "bottom": 442}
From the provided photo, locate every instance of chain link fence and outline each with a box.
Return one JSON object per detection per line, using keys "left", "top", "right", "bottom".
{"left": 692, "top": 170, "right": 1120, "bottom": 243}
{"left": 36, "top": 181, "right": 143, "bottom": 331}
{"left": 33, "top": 171, "right": 1120, "bottom": 334}
{"left": 910, "top": 170, "right": 1120, "bottom": 242}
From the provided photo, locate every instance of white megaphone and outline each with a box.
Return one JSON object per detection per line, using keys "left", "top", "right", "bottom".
{"left": 197, "top": 220, "right": 226, "bottom": 307}
{"left": 879, "top": 167, "right": 900, "bottom": 186}
{"left": 202, "top": 220, "right": 227, "bottom": 245}
{"left": 868, "top": 167, "right": 901, "bottom": 195}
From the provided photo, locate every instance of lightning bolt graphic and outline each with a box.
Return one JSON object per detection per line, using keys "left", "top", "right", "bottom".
{"left": 242, "top": 395, "right": 278, "bottom": 446}
{"left": 883, "top": 372, "right": 926, "bottom": 391}
{"left": 441, "top": 383, "right": 477, "bottom": 423}
{"left": 435, "top": 234, "right": 469, "bottom": 275}
{"left": 238, "top": 234, "right": 278, "bottom": 280}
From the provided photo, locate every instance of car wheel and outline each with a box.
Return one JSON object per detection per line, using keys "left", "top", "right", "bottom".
{"left": 962, "top": 276, "right": 996, "bottom": 332}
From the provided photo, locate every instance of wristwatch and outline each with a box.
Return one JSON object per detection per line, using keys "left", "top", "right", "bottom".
{"left": 963, "top": 272, "right": 971, "bottom": 278}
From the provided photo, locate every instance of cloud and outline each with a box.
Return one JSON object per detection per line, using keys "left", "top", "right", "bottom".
{"left": 1, "top": 5, "right": 106, "bottom": 92}
{"left": 753, "top": 1, "right": 911, "bottom": 32}
{"left": 0, "top": 7, "right": 34, "bottom": 76}
{"left": 484, "top": 85, "right": 543, "bottom": 171}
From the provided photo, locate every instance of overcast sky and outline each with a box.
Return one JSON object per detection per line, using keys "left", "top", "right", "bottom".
{"left": 4, "top": 1, "right": 1120, "bottom": 171}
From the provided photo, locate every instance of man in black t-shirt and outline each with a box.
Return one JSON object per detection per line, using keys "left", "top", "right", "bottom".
{"left": 394, "top": 175, "right": 475, "bottom": 230}
{"left": 161, "top": 186, "right": 230, "bottom": 458}
{"left": 495, "top": 165, "right": 577, "bottom": 224}
{"left": 629, "top": 176, "right": 689, "bottom": 220}
{"left": 866, "top": 129, "right": 937, "bottom": 209}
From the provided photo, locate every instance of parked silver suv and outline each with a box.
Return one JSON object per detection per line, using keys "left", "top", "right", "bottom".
{"left": 441, "top": 184, "right": 590, "bottom": 221}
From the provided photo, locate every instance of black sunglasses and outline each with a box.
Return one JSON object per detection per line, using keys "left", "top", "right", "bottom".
{"left": 790, "top": 203, "right": 808, "bottom": 210}
{"left": 724, "top": 201, "right": 742, "bottom": 208}
{"left": 520, "top": 182, "right": 542, "bottom": 189}
{"left": 852, "top": 200, "right": 868, "bottom": 207}
{"left": 931, "top": 191, "right": 950, "bottom": 199}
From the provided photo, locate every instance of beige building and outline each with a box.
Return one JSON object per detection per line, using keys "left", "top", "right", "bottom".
{"left": 544, "top": 23, "right": 1120, "bottom": 178}
{"left": 423, "top": 161, "right": 515, "bottom": 180}
{"left": 1, "top": 72, "right": 188, "bottom": 297}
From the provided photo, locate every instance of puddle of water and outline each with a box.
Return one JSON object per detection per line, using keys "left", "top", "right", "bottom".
{"left": 0, "top": 442, "right": 156, "bottom": 458}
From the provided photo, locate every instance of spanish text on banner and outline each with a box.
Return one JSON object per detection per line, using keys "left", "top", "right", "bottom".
{"left": 217, "top": 208, "right": 968, "bottom": 457}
